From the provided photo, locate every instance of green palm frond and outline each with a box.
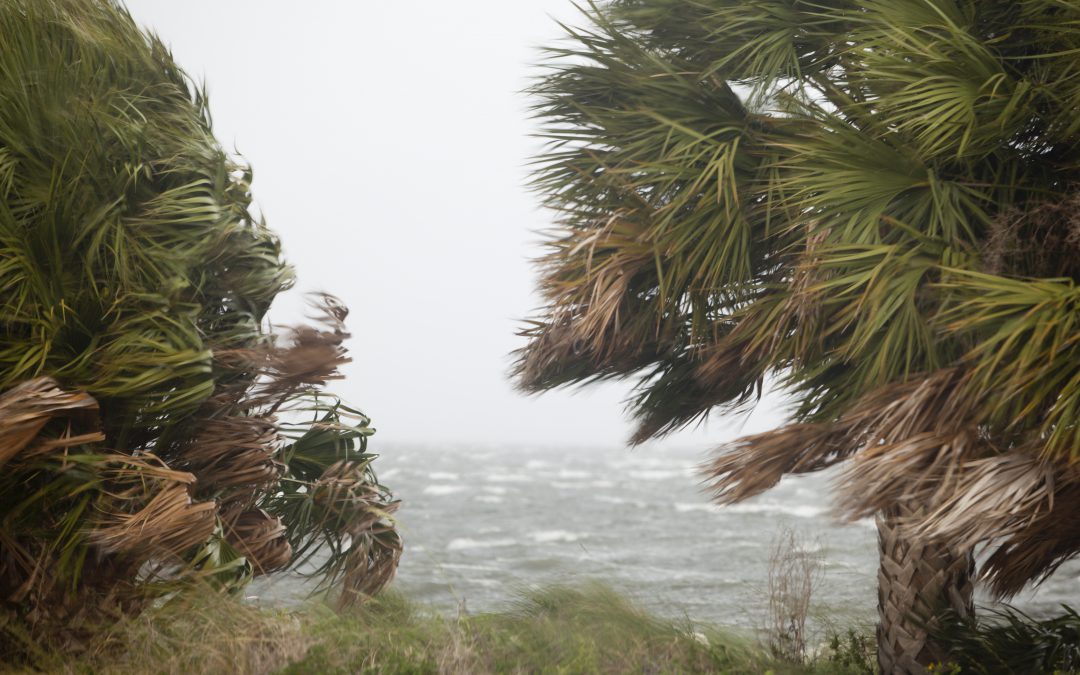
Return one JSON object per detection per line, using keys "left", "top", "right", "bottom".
{"left": 936, "top": 604, "right": 1080, "bottom": 672}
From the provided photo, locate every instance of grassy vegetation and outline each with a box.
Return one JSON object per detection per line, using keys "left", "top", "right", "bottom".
{"left": 932, "top": 605, "right": 1080, "bottom": 674}
{"left": 0, "top": 584, "right": 875, "bottom": 674}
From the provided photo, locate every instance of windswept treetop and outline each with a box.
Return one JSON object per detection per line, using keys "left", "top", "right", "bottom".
{"left": 0, "top": 0, "right": 291, "bottom": 441}
{"left": 0, "top": 0, "right": 399, "bottom": 622}
{"left": 517, "top": 0, "right": 1080, "bottom": 596}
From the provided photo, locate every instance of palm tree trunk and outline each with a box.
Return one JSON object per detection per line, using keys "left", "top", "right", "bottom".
{"left": 876, "top": 502, "right": 974, "bottom": 674}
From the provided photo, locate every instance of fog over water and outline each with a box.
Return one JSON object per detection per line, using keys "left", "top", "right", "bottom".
{"left": 125, "top": 1, "right": 1078, "bottom": 626}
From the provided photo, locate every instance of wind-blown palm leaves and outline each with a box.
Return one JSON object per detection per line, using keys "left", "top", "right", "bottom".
{"left": 516, "top": 0, "right": 1080, "bottom": 653}
{"left": 0, "top": 0, "right": 399, "bottom": 624}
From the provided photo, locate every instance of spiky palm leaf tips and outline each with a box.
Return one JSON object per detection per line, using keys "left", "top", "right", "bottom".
{"left": 516, "top": 0, "right": 1080, "bottom": 665}
{"left": 0, "top": 0, "right": 400, "bottom": 623}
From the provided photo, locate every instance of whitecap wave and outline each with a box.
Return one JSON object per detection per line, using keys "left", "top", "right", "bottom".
{"left": 439, "top": 562, "right": 501, "bottom": 572}
{"left": 673, "top": 502, "right": 720, "bottom": 513}
{"left": 423, "top": 485, "right": 467, "bottom": 496}
{"left": 594, "top": 495, "right": 647, "bottom": 507}
{"left": 530, "top": 530, "right": 583, "bottom": 543}
{"left": 446, "top": 538, "right": 518, "bottom": 551}
{"left": 674, "top": 500, "right": 825, "bottom": 518}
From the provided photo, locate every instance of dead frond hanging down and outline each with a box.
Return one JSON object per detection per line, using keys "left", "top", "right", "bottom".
{"left": 907, "top": 453, "right": 1080, "bottom": 598}
{"left": 980, "top": 484, "right": 1080, "bottom": 598}
{"left": 702, "top": 371, "right": 979, "bottom": 509}
{"left": 834, "top": 430, "right": 985, "bottom": 523}
{"left": 221, "top": 506, "right": 292, "bottom": 576}
{"left": 701, "top": 424, "right": 848, "bottom": 505}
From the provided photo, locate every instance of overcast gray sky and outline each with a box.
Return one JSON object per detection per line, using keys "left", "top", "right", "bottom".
{"left": 123, "top": 1, "right": 784, "bottom": 448}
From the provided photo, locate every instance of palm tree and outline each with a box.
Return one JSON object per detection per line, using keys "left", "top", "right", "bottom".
{"left": 0, "top": 0, "right": 400, "bottom": 629}
{"left": 515, "top": 1, "right": 1080, "bottom": 670}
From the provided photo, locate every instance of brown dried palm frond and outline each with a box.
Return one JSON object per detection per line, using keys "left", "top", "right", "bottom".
{"left": 844, "top": 371, "right": 978, "bottom": 444}
{"left": 514, "top": 314, "right": 668, "bottom": 392}
{"left": 516, "top": 148, "right": 742, "bottom": 393}
{"left": 702, "top": 371, "right": 977, "bottom": 505}
{"left": 301, "top": 459, "right": 403, "bottom": 607}
{"left": 177, "top": 416, "right": 282, "bottom": 498}
{"left": 313, "top": 460, "right": 402, "bottom": 536}
{"left": 0, "top": 377, "right": 103, "bottom": 468}
{"left": 824, "top": 421, "right": 1080, "bottom": 599}
{"left": 338, "top": 523, "right": 403, "bottom": 609}
{"left": 208, "top": 295, "right": 354, "bottom": 416}
{"left": 910, "top": 450, "right": 1062, "bottom": 550}
{"left": 866, "top": 450, "right": 1080, "bottom": 598}
{"left": 0, "top": 530, "right": 37, "bottom": 603}
{"left": 981, "top": 481, "right": 1080, "bottom": 597}
{"left": 0, "top": 377, "right": 106, "bottom": 608}
{"left": 87, "top": 456, "right": 216, "bottom": 564}
{"left": 514, "top": 227, "right": 674, "bottom": 393}
{"left": 260, "top": 297, "right": 351, "bottom": 398}
{"left": 267, "top": 327, "right": 349, "bottom": 387}
{"left": 982, "top": 191, "right": 1080, "bottom": 281}
{"left": 536, "top": 215, "right": 654, "bottom": 346}
{"left": 221, "top": 506, "right": 291, "bottom": 576}
{"left": 701, "top": 423, "right": 848, "bottom": 504}
{"left": 833, "top": 430, "right": 985, "bottom": 522}
{"left": 874, "top": 443, "right": 1080, "bottom": 597}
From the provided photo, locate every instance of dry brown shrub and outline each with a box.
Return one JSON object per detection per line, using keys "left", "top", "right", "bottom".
{"left": 765, "top": 527, "right": 823, "bottom": 663}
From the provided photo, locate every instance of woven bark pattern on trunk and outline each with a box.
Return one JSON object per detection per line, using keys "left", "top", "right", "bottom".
{"left": 877, "top": 502, "right": 974, "bottom": 675}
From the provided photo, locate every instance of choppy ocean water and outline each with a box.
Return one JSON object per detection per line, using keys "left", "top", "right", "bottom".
{"left": 257, "top": 442, "right": 1078, "bottom": 631}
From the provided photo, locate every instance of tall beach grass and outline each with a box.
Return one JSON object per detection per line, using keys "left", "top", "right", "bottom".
{"left": 0, "top": 583, "right": 874, "bottom": 674}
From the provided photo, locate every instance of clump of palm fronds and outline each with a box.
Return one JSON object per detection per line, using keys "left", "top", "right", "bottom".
{"left": 516, "top": 1, "right": 1080, "bottom": 667}
{"left": 515, "top": 0, "right": 1080, "bottom": 597}
{"left": 0, "top": 0, "right": 399, "bottom": 633}
{"left": 935, "top": 605, "right": 1080, "bottom": 674}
